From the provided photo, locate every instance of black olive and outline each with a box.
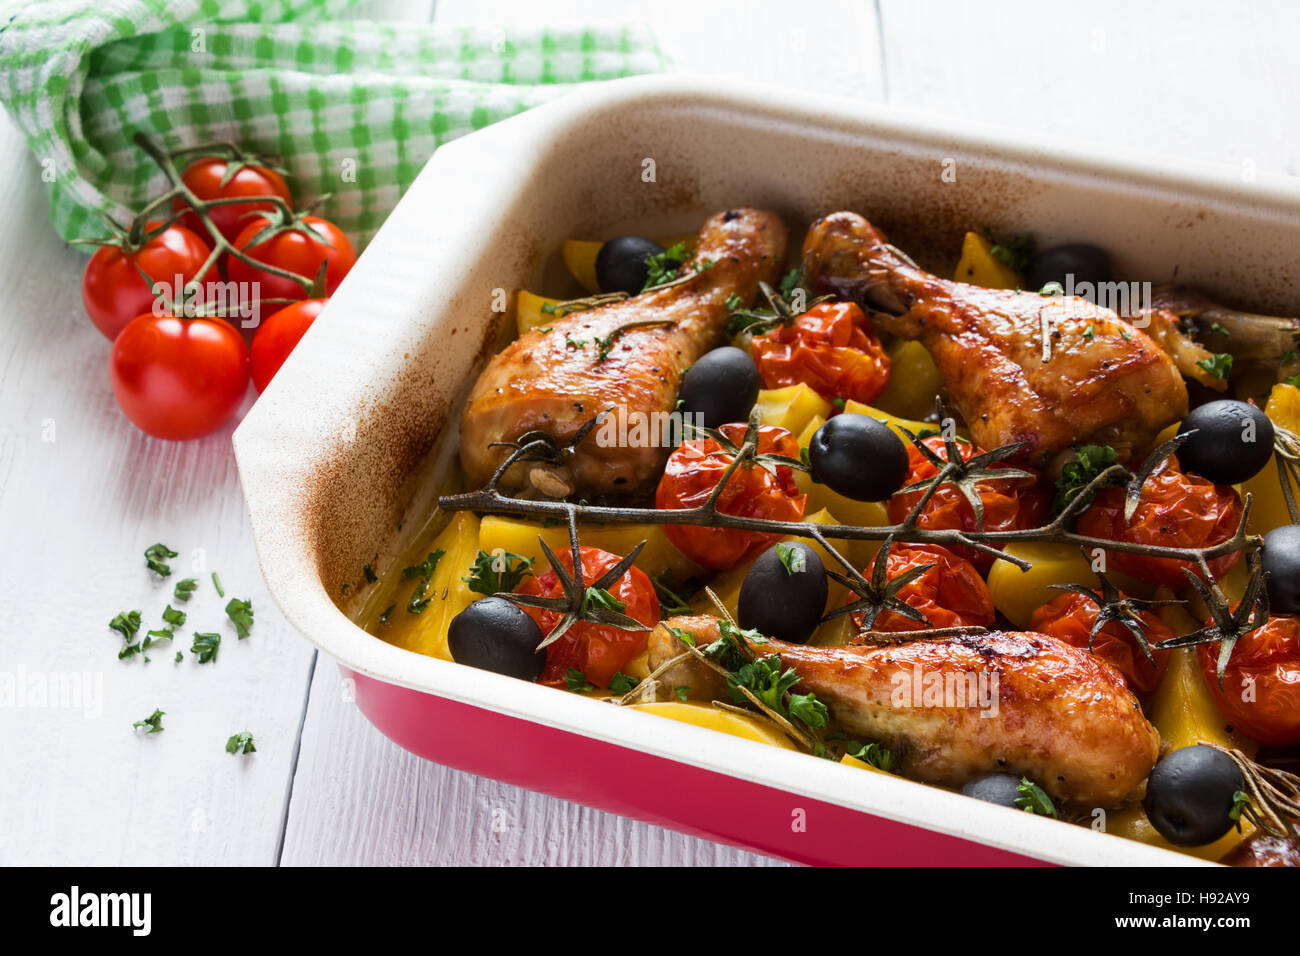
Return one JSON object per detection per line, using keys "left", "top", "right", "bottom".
{"left": 1143, "top": 744, "right": 1245, "bottom": 846}
{"left": 737, "top": 542, "right": 827, "bottom": 645}
{"left": 1177, "top": 399, "right": 1274, "bottom": 484}
{"left": 960, "top": 772, "right": 1024, "bottom": 809}
{"left": 677, "top": 347, "right": 760, "bottom": 429}
{"left": 808, "top": 414, "right": 909, "bottom": 501}
{"left": 1024, "top": 242, "right": 1112, "bottom": 292}
{"left": 447, "top": 597, "right": 545, "bottom": 681}
{"left": 594, "top": 235, "right": 671, "bottom": 295}
{"left": 1262, "top": 524, "right": 1300, "bottom": 614}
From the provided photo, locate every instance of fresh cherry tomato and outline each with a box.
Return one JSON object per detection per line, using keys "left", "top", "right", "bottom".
{"left": 172, "top": 157, "right": 293, "bottom": 245}
{"left": 1030, "top": 590, "right": 1173, "bottom": 695}
{"left": 1077, "top": 458, "right": 1242, "bottom": 587}
{"left": 227, "top": 215, "right": 355, "bottom": 310}
{"left": 250, "top": 298, "right": 326, "bottom": 393}
{"left": 848, "top": 543, "right": 994, "bottom": 636}
{"left": 81, "top": 223, "right": 211, "bottom": 340}
{"left": 516, "top": 546, "right": 659, "bottom": 689}
{"left": 886, "top": 435, "right": 1049, "bottom": 572}
{"left": 749, "top": 300, "right": 891, "bottom": 406}
{"left": 110, "top": 313, "right": 249, "bottom": 440}
{"left": 656, "top": 423, "right": 807, "bottom": 570}
{"left": 1198, "top": 613, "right": 1300, "bottom": 747}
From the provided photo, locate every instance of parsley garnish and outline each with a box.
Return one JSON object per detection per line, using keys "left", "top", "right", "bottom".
{"left": 1052, "top": 444, "right": 1120, "bottom": 513}
{"left": 1082, "top": 325, "right": 1095, "bottom": 340}
{"left": 984, "top": 229, "right": 1034, "bottom": 273}
{"left": 674, "top": 686, "right": 691, "bottom": 702}
{"left": 144, "top": 543, "right": 177, "bottom": 577}
{"left": 225, "top": 598, "right": 253, "bottom": 639}
{"left": 565, "top": 668, "right": 597, "bottom": 693}
{"left": 642, "top": 242, "right": 688, "bottom": 289}
{"left": 403, "top": 550, "right": 445, "bottom": 583}
{"left": 651, "top": 570, "right": 693, "bottom": 616}
{"left": 463, "top": 549, "right": 533, "bottom": 596}
{"left": 727, "top": 654, "right": 827, "bottom": 730}
{"left": 582, "top": 586, "right": 626, "bottom": 616}
{"left": 133, "top": 708, "right": 165, "bottom": 734}
{"left": 1197, "top": 352, "right": 1234, "bottom": 380}
{"left": 779, "top": 269, "right": 803, "bottom": 300}
{"left": 1014, "top": 777, "right": 1057, "bottom": 816}
{"left": 109, "top": 610, "right": 142, "bottom": 642}
{"left": 191, "top": 632, "right": 220, "bottom": 664}
{"left": 775, "top": 542, "right": 807, "bottom": 575}
{"left": 565, "top": 335, "right": 587, "bottom": 350}
{"left": 173, "top": 578, "right": 198, "bottom": 602}
{"left": 225, "top": 732, "right": 257, "bottom": 756}
{"left": 725, "top": 292, "right": 744, "bottom": 311}
{"left": 847, "top": 741, "right": 895, "bottom": 772}
{"left": 609, "top": 672, "right": 641, "bottom": 695}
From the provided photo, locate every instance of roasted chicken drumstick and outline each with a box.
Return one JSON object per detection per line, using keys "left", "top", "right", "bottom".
{"left": 801, "top": 212, "right": 1188, "bottom": 464}
{"left": 649, "top": 615, "right": 1161, "bottom": 808}
{"left": 461, "top": 208, "right": 787, "bottom": 497}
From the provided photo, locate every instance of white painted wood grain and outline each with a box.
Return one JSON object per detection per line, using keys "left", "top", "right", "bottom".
{"left": 0, "top": 112, "right": 317, "bottom": 865}
{"left": 878, "top": 0, "right": 1300, "bottom": 177}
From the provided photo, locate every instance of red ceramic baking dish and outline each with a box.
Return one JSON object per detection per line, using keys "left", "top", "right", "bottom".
{"left": 234, "top": 74, "right": 1300, "bottom": 866}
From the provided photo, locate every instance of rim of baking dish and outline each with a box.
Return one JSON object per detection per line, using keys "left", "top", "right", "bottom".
{"left": 235, "top": 73, "right": 1297, "bottom": 866}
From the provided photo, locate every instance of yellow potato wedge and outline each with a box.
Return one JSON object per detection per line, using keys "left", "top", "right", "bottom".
{"left": 630, "top": 701, "right": 796, "bottom": 749}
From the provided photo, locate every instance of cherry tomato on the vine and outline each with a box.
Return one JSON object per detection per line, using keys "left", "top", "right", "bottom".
{"left": 749, "top": 300, "right": 891, "bottom": 406}
{"left": 1030, "top": 590, "right": 1173, "bottom": 695}
{"left": 81, "top": 223, "right": 211, "bottom": 341}
{"left": 655, "top": 423, "right": 807, "bottom": 571}
{"left": 886, "top": 435, "right": 1048, "bottom": 572}
{"left": 250, "top": 298, "right": 326, "bottom": 393}
{"left": 1077, "top": 458, "right": 1242, "bottom": 587}
{"left": 172, "top": 157, "right": 293, "bottom": 246}
{"left": 516, "top": 546, "right": 659, "bottom": 689}
{"left": 1198, "top": 613, "right": 1300, "bottom": 747}
{"left": 227, "top": 215, "right": 355, "bottom": 310}
{"left": 848, "top": 543, "right": 994, "bottom": 637}
{"left": 109, "top": 313, "right": 249, "bottom": 440}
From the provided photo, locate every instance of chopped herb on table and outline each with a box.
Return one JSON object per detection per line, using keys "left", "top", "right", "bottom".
{"left": 225, "top": 597, "right": 254, "bottom": 639}
{"left": 191, "top": 632, "right": 220, "bottom": 664}
{"left": 144, "top": 542, "right": 178, "bottom": 577}
{"left": 133, "top": 709, "right": 165, "bottom": 734}
{"left": 225, "top": 732, "right": 257, "bottom": 756}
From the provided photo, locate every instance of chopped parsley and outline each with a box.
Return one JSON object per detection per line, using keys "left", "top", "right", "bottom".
{"left": 109, "top": 610, "right": 142, "bottom": 642}
{"left": 725, "top": 292, "right": 744, "bottom": 311}
{"left": 582, "top": 586, "right": 626, "bottom": 616}
{"left": 1053, "top": 444, "right": 1121, "bottom": 513}
{"left": 225, "top": 732, "right": 257, "bottom": 756}
{"left": 133, "top": 708, "right": 165, "bottom": 734}
{"left": 190, "top": 632, "right": 220, "bottom": 664}
{"left": 642, "top": 242, "right": 688, "bottom": 289}
{"left": 775, "top": 542, "right": 807, "bottom": 575}
{"left": 463, "top": 549, "right": 533, "bottom": 596}
{"left": 846, "top": 741, "right": 895, "bottom": 772}
{"left": 1197, "top": 352, "right": 1234, "bottom": 380}
{"left": 1082, "top": 324, "right": 1095, "bottom": 340}
{"left": 609, "top": 672, "right": 641, "bottom": 695}
{"left": 984, "top": 229, "right": 1034, "bottom": 273}
{"left": 225, "top": 598, "right": 254, "bottom": 639}
{"left": 674, "top": 686, "right": 691, "bottom": 702}
{"left": 779, "top": 269, "right": 803, "bottom": 300}
{"left": 1014, "top": 777, "right": 1057, "bottom": 817}
{"left": 144, "top": 543, "right": 178, "bottom": 577}
{"left": 173, "top": 578, "right": 198, "bottom": 603}
{"left": 565, "top": 668, "right": 597, "bottom": 693}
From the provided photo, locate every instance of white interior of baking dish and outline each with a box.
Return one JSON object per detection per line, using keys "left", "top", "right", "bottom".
{"left": 235, "top": 73, "right": 1300, "bottom": 866}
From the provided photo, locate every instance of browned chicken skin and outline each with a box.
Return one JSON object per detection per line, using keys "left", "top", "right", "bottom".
{"left": 650, "top": 614, "right": 1160, "bottom": 809}
{"left": 460, "top": 208, "right": 787, "bottom": 496}
{"left": 801, "top": 212, "right": 1188, "bottom": 463}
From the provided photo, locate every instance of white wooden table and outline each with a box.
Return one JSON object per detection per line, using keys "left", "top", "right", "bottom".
{"left": 2, "top": 0, "right": 1296, "bottom": 866}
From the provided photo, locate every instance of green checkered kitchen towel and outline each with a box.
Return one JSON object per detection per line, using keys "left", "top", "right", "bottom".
{"left": 0, "top": 0, "right": 669, "bottom": 244}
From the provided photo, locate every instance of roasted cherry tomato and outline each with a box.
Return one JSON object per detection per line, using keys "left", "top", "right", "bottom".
{"left": 1198, "top": 613, "right": 1300, "bottom": 747}
{"left": 172, "top": 156, "right": 293, "bottom": 245}
{"left": 250, "top": 298, "right": 326, "bottom": 392}
{"left": 848, "top": 543, "right": 994, "bottom": 636}
{"left": 81, "top": 223, "right": 211, "bottom": 340}
{"left": 516, "top": 546, "right": 659, "bottom": 689}
{"left": 655, "top": 423, "right": 807, "bottom": 570}
{"left": 1029, "top": 590, "right": 1173, "bottom": 695}
{"left": 749, "top": 300, "right": 891, "bottom": 406}
{"left": 886, "top": 436, "right": 1048, "bottom": 572}
{"left": 109, "top": 313, "right": 249, "bottom": 440}
{"left": 227, "top": 215, "right": 355, "bottom": 310}
{"left": 1077, "top": 458, "right": 1242, "bottom": 587}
